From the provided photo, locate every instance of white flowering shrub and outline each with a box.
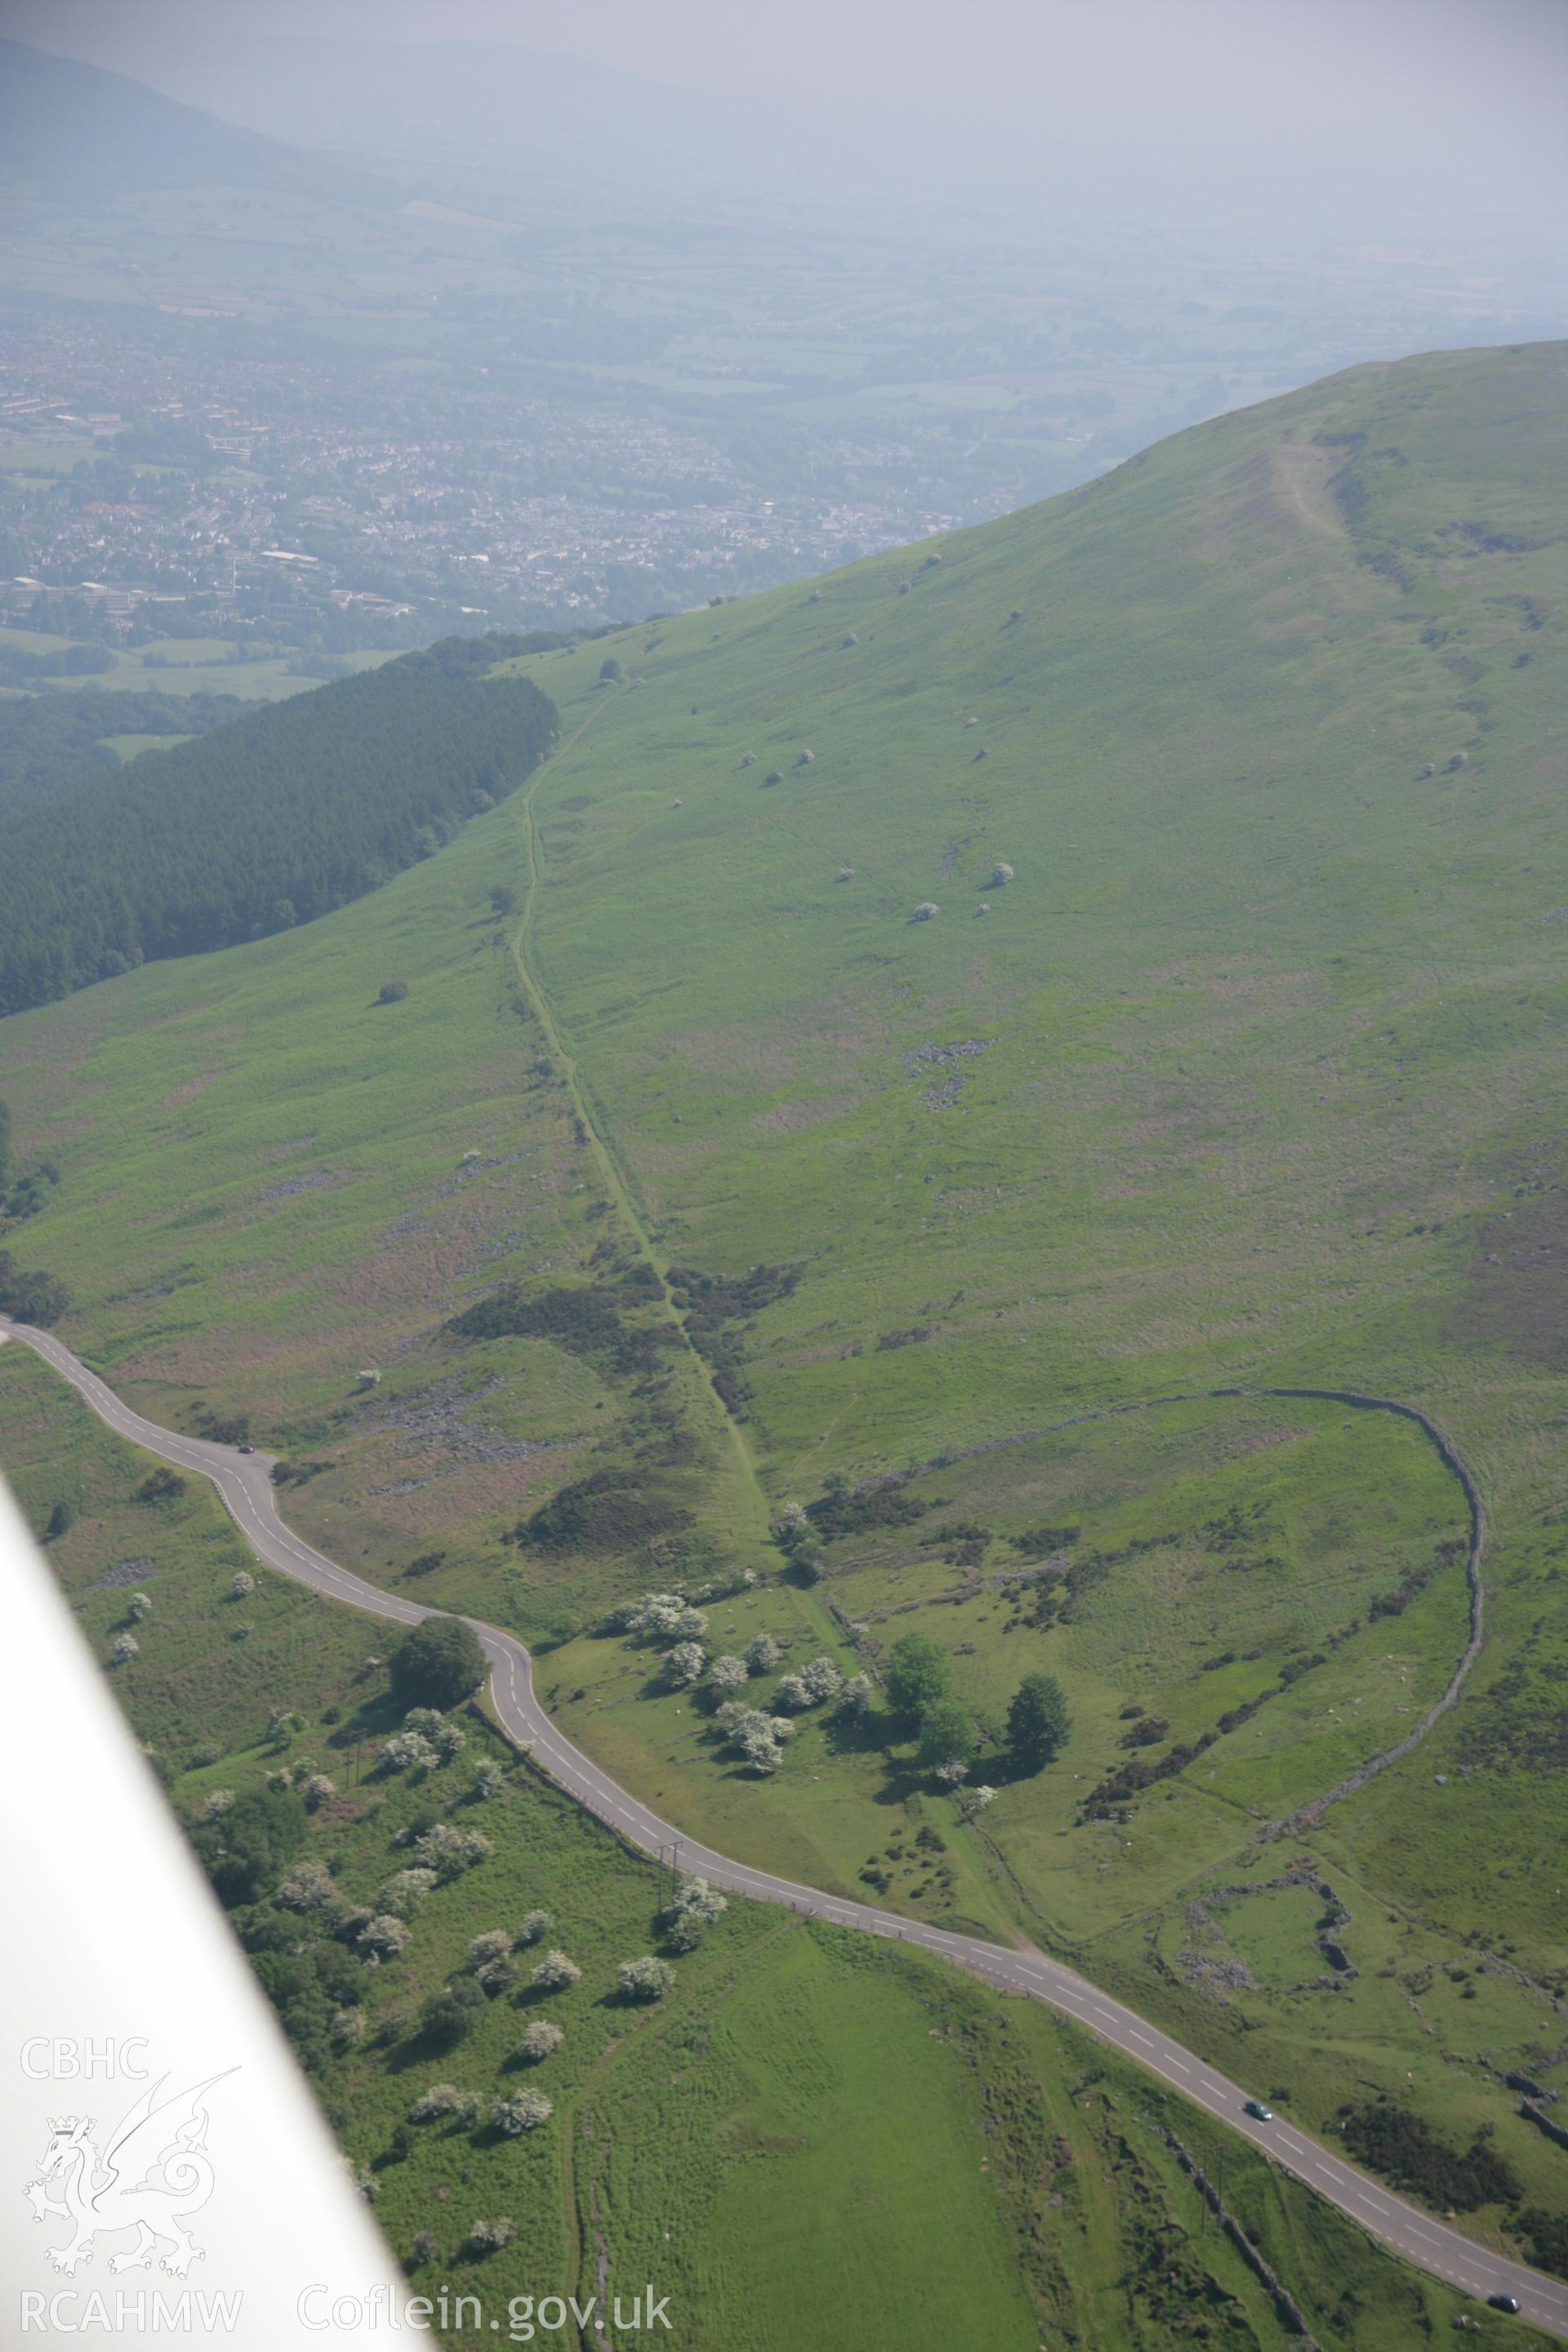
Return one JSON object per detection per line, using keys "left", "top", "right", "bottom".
{"left": 394, "top": 1712, "right": 463, "bottom": 1768}
{"left": 409, "top": 2082, "right": 477, "bottom": 2124}
{"left": 601, "top": 1599, "right": 667, "bottom": 1637}
{"left": 744, "top": 1633, "right": 781, "bottom": 1673}
{"left": 492, "top": 2091, "right": 553, "bottom": 2135}
{"left": 516, "top": 1909, "right": 553, "bottom": 1946}
{"left": 276, "top": 1859, "right": 340, "bottom": 1912}
{"left": 957, "top": 1784, "right": 997, "bottom": 1816}
{"left": 468, "top": 2217, "right": 514, "bottom": 2252}
{"left": 357, "top": 1913, "right": 412, "bottom": 1958}
{"left": 530, "top": 1949, "right": 581, "bottom": 1992}
{"left": 617, "top": 1957, "right": 675, "bottom": 2002}
{"left": 332, "top": 2007, "right": 367, "bottom": 2047}
{"left": 664, "top": 1641, "right": 706, "bottom": 1688}
{"left": 471, "top": 1761, "right": 502, "bottom": 1800}
{"left": 674, "top": 1876, "right": 727, "bottom": 1925}
{"left": 513, "top": 2020, "right": 564, "bottom": 2063}
{"left": 835, "top": 1673, "right": 874, "bottom": 1718}
{"left": 109, "top": 1633, "right": 139, "bottom": 1664}
{"left": 708, "top": 1654, "right": 748, "bottom": 1694}
{"left": 727, "top": 1708, "right": 782, "bottom": 1774}
{"left": 127, "top": 1592, "right": 153, "bottom": 1621}
{"left": 933, "top": 1757, "right": 969, "bottom": 1787}
{"left": 378, "top": 1729, "right": 437, "bottom": 1777}
{"left": 302, "top": 1773, "right": 336, "bottom": 1810}
{"left": 378, "top": 1868, "right": 437, "bottom": 1918}
{"left": 800, "top": 1656, "right": 842, "bottom": 1704}
{"left": 229, "top": 1572, "right": 255, "bottom": 1600}
{"left": 468, "top": 1929, "right": 514, "bottom": 1971}
{"left": 664, "top": 1876, "right": 728, "bottom": 1951}
{"left": 412, "top": 1823, "right": 491, "bottom": 1879}
{"left": 203, "top": 1788, "right": 235, "bottom": 1821}
{"left": 624, "top": 1591, "right": 687, "bottom": 1637}
{"left": 773, "top": 1673, "right": 810, "bottom": 1712}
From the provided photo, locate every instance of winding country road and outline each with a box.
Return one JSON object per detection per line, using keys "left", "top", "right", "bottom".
{"left": 6, "top": 1314, "right": 1565, "bottom": 2340}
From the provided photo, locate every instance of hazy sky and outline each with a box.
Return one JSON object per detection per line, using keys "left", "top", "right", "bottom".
{"left": 9, "top": 0, "right": 1567, "bottom": 220}
{"left": 11, "top": 0, "right": 1565, "bottom": 124}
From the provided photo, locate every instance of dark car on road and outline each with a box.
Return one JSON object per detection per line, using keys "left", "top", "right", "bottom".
{"left": 1487, "top": 2294, "right": 1521, "bottom": 2314}
{"left": 1243, "top": 2099, "right": 1273, "bottom": 2122}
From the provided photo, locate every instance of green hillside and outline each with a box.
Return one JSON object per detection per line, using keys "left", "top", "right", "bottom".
{"left": 4, "top": 339, "right": 1568, "bottom": 2299}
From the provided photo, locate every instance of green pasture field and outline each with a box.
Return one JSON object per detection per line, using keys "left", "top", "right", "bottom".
{"left": 0, "top": 1337, "right": 1536, "bottom": 2352}
{"left": 5, "top": 342, "right": 1568, "bottom": 2283}
{"left": 0, "top": 615, "right": 402, "bottom": 704}
{"left": 0, "top": 436, "right": 105, "bottom": 477}
{"left": 0, "top": 621, "right": 80, "bottom": 653}
{"left": 103, "top": 731, "right": 194, "bottom": 760}
{"left": 96, "top": 658, "right": 327, "bottom": 701}
{"left": 541, "top": 1391, "right": 1469, "bottom": 1931}
{"left": 109, "top": 644, "right": 400, "bottom": 699}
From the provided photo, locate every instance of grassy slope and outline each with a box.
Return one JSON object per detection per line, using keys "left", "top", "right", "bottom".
{"left": 4, "top": 341, "right": 1568, "bottom": 2265}
{"left": 1, "top": 1335, "right": 1532, "bottom": 2352}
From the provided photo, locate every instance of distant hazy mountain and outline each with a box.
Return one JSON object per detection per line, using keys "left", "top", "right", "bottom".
{"left": 0, "top": 38, "right": 394, "bottom": 206}
{"left": 4, "top": 33, "right": 823, "bottom": 206}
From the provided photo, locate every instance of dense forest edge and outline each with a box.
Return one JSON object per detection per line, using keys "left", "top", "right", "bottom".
{"left": 0, "top": 635, "right": 556, "bottom": 1015}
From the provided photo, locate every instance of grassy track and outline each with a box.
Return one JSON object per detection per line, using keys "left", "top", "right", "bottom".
{"left": 510, "top": 692, "right": 778, "bottom": 1556}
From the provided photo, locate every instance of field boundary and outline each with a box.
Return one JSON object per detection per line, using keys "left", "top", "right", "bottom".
{"left": 1257, "top": 1386, "right": 1486, "bottom": 1837}
{"left": 853, "top": 1379, "right": 1486, "bottom": 1832}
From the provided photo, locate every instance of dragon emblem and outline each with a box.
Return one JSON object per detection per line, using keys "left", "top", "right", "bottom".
{"left": 24, "top": 2072, "right": 234, "bottom": 2278}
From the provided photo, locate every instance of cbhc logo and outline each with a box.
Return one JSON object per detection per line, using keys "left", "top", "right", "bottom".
{"left": 20, "top": 2039, "right": 149, "bottom": 2079}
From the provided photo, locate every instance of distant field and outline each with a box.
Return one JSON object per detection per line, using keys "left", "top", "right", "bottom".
{"left": 0, "top": 621, "right": 78, "bottom": 654}
{"left": 118, "top": 643, "right": 401, "bottom": 699}
{"left": 0, "top": 1337, "right": 1533, "bottom": 2352}
{"left": 101, "top": 731, "right": 194, "bottom": 760}
{"left": 2, "top": 641, "right": 403, "bottom": 704}
{"left": 0, "top": 434, "right": 105, "bottom": 476}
